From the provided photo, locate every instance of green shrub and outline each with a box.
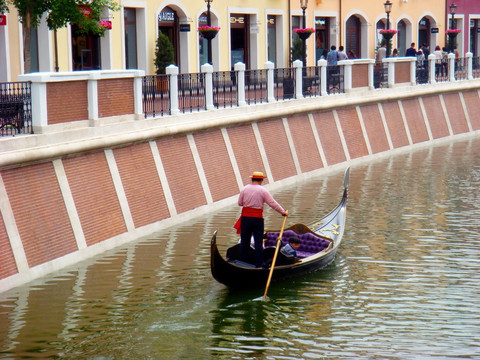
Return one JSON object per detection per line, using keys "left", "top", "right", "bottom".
{"left": 154, "top": 32, "right": 174, "bottom": 74}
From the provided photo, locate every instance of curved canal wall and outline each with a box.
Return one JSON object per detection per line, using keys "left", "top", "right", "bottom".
{"left": 1, "top": 79, "right": 480, "bottom": 292}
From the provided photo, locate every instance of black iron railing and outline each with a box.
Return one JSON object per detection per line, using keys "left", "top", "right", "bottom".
{"left": 143, "top": 75, "right": 170, "bottom": 118}
{"left": 178, "top": 73, "right": 205, "bottom": 113}
{"left": 302, "top": 66, "right": 321, "bottom": 97}
{"left": 274, "top": 68, "right": 295, "bottom": 101}
{"left": 327, "top": 65, "right": 344, "bottom": 94}
{"left": 213, "top": 70, "right": 238, "bottom": 108}
{"left": 0, "top": 81, "right": 32, "bottom": 136}
{"left": 416, "top": 61, "right": 429, "bottom": 84}
{"left": 473, "top": 57, "right": 480, "bottom": 79}
{"left": 435, "top": 58, "right": 449, "bottom": 82}
{"left": 454, "top": 57, "right": 468, "bottom": 80}
{"left": 244, "top": 69, "right": 267, "bottom": 105}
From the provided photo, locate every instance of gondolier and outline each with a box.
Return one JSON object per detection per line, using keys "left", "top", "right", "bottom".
{"left": 234, "top": 171, "right": 288, "bottom": 268}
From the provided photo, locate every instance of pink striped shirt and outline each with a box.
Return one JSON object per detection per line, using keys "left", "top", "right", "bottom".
{"left": 238, "top": 184, "right": 285, "bottom": 215}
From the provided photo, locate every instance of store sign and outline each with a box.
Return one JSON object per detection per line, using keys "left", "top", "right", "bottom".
{"left": 267, "top": 16, "right": 275, "bottom": 25}
{"left": 230, "top": 16, "right": 245, "bottom": 24}
{"left": 158, "top": 9, "right": 175, "bottom": 23}
{"left": 0, "top": 15, "right": 6, "bottom": 26}
{"left": 431, "top": 27, "right": 439, "bottom": 33}
{"left": 179, "top": 24, "right": 190, "bottom": 32}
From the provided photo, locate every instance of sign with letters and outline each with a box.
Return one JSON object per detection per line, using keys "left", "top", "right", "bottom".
{"left": 0, "top": 15, "right": 6, "bottom": 26}
{"left": 431, "top": 28, "right": 439, "bottom": 33}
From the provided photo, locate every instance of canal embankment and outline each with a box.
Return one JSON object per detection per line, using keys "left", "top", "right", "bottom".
{"left": 1, "top": 76, "right": 480, "bottom": 293}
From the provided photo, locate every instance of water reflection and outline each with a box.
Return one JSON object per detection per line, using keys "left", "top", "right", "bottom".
{"left": 1, "top": 137, "right": 480, "bottom": 358}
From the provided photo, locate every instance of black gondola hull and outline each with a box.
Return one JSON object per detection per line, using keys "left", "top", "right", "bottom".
{"left": 211, "top": 236, "right": 338, "bottom": 288}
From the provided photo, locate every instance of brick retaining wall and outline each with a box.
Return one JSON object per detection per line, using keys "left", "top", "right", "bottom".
{"left": 1, "top": 88, "right": 480, "bottom": 292}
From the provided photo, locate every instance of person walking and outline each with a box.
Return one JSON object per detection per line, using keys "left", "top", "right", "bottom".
{"left": 235, "top": 172, "right": 288, "bottom": 268}
{"left": 338, "top": 46, "right": 348, "bottom": 60}
{"left": 406, "top": 43, "right": 417, "bottom": 57}
{"left": 376, "top": 44, "right": 387, "bottom": 64}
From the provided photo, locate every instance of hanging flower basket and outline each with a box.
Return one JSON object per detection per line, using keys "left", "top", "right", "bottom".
{"left": 294, "top": 28, "right": 315, "bottom": 40}
{"left": 446, "top": 29, "right": 461, "bottom": 36}
{"left": 100, "top": 20, "right": 112, "bottom": 30}
{"left": 198, "top": 26, "right": 220, "bottom": 40}
{"left": 380, "top": 29, "right": 397, "bottom": 40}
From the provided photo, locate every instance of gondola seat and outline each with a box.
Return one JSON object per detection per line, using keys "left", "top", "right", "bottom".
{"left": 264, "top": 229, "right": 331, "bottom": 258}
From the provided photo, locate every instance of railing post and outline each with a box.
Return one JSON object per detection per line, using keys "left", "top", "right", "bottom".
{"left": 448, "top": 53, "right": 456, "bottom": 82}
{"left": 133, "top": 71, "right": 145, "bottom": 117}
{"left": 466, "top": 52, "right": 473, "bottom": 80}
{"left": 234, "top": 62, "right": 247, "bottom": 107}
{"left": 428, "top": 54, "right": 436, "bottom": 84}
{"left": 342, "top": 60, "right": 353, "bottom": 92}
{"left": 88, "top": 72, "right": 99, "bottom": 124}
{"left": 387, "top": 59, "right": 395, "bottom": 87}
{"left": 368, "top": 60, "right": 375, "bottom": 90}
{"left": 293, "top": 60, "right": 303, "bottom": 99}
{"left": 317, "top": 59, "right": 328, "bottom": 96}
{"left": 201, "top": 63, "right": 214, "bottom": 110}
{"left": 166, "top": 65, "right": 179, "bottom": 115}
{"left": 27, "top": 78, "right": 48, "bottom": 132}
{"left": 410, "top": 58, "right": 416, "bottom": 85}
{"left": 265, "top": 61, "right": 275, "bottom": 102}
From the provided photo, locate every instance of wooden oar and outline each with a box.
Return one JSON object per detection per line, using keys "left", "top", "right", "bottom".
{"left": 263, "top": 213, "right": 288, "bottom": 300}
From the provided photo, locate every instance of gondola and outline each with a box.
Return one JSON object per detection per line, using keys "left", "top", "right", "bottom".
{"left": 210, "top": 167, "right": 349, "bottom": 288}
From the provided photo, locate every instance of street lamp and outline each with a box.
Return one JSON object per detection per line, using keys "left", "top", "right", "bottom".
{"left": 205, "top": 0, "right": 213, "bottom": 65}
{"left": 384, "top": 0, "right": 392, "bottom": 57}
{"left": 300, "top": 0, "right": 308, "bottom": 65}
{"left": 449, "top": 2, "right": 456, "bottom": 28}
{"left": 449, "top": 2, "right": 457, "bottom": 53}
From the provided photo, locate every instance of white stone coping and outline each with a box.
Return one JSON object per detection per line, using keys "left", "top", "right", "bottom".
{"left": 18, "top": 69, "right": 145, "bottom": 83}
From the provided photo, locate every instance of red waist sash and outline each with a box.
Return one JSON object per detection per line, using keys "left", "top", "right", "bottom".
{"left": 233, "top": 207, "right": 263, "bottom": 234}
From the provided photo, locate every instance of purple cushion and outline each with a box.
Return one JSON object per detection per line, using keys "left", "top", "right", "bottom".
{"left": 264, "top": 229, "right": 331, "bottom": 257}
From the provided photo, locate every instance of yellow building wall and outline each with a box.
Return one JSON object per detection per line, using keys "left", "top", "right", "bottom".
{"left": 2, "top": 0, "right": 450, "bottom": 79}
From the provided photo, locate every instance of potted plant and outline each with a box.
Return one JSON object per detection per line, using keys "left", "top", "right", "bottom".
{"left": 154, "top": 32, "right": 174, "bottom": 93}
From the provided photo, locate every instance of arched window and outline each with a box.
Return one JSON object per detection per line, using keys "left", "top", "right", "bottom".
{"left": 397, "top": 20, "right": 407, "bottom": 56}
{"left": 346, "top": 16, "right": 361, "bottom": 58}
{"left": 418, "top": 17, "right": 431, "bottom": 50}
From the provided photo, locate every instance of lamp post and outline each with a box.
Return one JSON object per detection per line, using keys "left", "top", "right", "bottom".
{"left": 300, "top": 0, "right": 308, "bottom": 66}
{"left": 205, "top": 0, "right": 213, "bottom": 65}
{"left": 384, "top": 0, "right": 392, "bottom": 57}
{"left": 449, "top": 2, "right": 457, "bottom": 53}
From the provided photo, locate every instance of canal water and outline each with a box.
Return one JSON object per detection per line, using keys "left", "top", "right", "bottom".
{"left": 1, "top": 136, "right": 480, "bottom": 359}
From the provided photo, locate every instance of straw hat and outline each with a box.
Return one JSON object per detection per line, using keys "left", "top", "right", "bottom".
{"left": 251, "top": 171, "right": 266, "bottom": 180}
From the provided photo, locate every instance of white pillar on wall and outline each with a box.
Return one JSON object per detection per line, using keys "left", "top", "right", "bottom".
{"left": 166, "top": 64, "right": 179, "bottom": 115}
{"left": 201, "top": 63, "right": 214, "bottom": 110}
{"left": 293, "top": 59, "right": 303, "bottom": 99}
{"left": 317, "top": 59, "right": 327, "bottom": 96}
{"left": 448, "top": 53, "right": 455, "bottom": 82}
{"left": 265, "top": 61, "right": 275, "bottom": 102}
{"left": 234, "top": 62, "right": 247, "bottom": 107}
{"left": 428, "top": 54, "right": 436, "bottom": 84}
{"left": 466, "top": 52, "right": 473, "bottom": 80}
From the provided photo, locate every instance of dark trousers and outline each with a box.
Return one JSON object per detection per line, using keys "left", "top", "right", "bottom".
{"left": 240, "top": 216, "right": 264, "bottom": 267}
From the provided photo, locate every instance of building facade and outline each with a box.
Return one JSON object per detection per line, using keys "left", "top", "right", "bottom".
{"left": 0, "top": 0, "right": 478, "bottom": 82}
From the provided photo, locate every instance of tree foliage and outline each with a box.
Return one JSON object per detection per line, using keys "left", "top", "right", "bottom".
{"left": 2, "top": 0, "right": 120, "bottom": 72}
